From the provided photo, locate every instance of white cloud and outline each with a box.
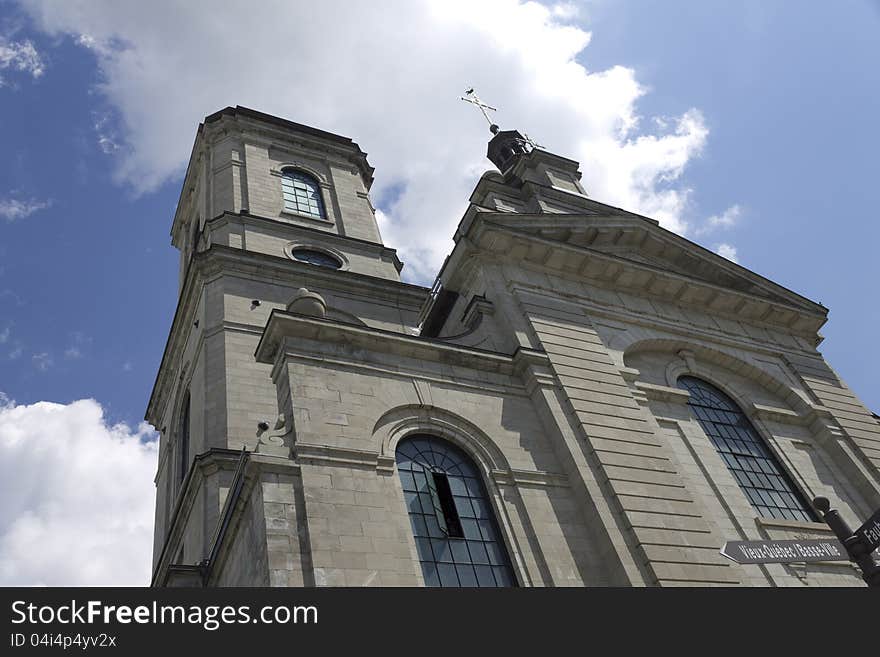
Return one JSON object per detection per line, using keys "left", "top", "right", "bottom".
{"left": 20, "top": 0, "right": 709, "bottom": 283}
{"left": 92, "top": 110, "right": 120, "bottom": 154}
{"left": 0, "top": 394, "right": 157, "bottom": 585}
{"left": 0, "top": 38, "right": 45, "bottom": 86}
{"left": 550, "top": 2, "right": 580, "bottom": 20}
{"left": 0, "top": 327, "right": 9, "bottom": 344}
{"left": 8, "top": 345, "right": 23, "bottom": 360}
{"left": 0, "top": 197, "right": 52, "bottom": 222}
{"left": 31, "top": 352, "right": 52, "bottom": 371}
{"left": 716, "top": 243, "right": 738, "bottom": 263}
{"left": 698, "top": 203, "right": 741, "bottom": 235}
{"left": 63, "top": 331, "right": 90, "bottom": 360}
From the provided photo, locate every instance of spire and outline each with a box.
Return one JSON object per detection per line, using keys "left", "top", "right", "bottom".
{"left": 460, "top": 88, "right": 543, "bottom": 173}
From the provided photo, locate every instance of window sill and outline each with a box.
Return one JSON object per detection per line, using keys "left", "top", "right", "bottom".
{"left": 279, "top": 210, "right": 334, "bottom": 226}
{"left": 755, "top": 516, "right": 831, "bottom": 533}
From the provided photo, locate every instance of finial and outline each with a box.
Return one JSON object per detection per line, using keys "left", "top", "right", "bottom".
{"left": 460, "top": 88, "right": 498, "bottom": 134}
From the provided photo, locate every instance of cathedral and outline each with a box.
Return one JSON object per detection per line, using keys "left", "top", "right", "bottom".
{"left": 148, "top": 106, "right": 880, "bottom": 587}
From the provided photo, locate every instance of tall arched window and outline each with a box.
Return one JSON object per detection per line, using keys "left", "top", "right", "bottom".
{"left": 396, "top": 435, "right": 517, "bottom": 587}
{"left": 678, "top": 376, "right": 815, "bottom": 522}
{"left": 178, "top": 391, "right": 191, "bottom": 484}
{"left": 281, "top": 169, "right": 325, "bottom": 219}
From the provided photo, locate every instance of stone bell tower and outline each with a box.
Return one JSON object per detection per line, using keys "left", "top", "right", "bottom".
{"left": 147, "top": 106, "right": 427, "bottom": 586}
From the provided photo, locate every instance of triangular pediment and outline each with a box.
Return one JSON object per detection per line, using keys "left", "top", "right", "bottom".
{"left": 469, "top": 209, "right": 825, "bottom": 318}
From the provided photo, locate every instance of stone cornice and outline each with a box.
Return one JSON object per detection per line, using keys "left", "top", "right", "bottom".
{"left": 255, "top": 309, "right": 518, "bottom": 376}
{"left": 464, "top": 220, "right": 825, "bottom": 340}
{"left": 513, "top": 283, "right": 820, "bottom": 361}
{"left": 145, "top": 244, "right": 428, "bottom": 426}
{"left": 476, "top": 212, "right": 824, "bottom": 316}
{"left": 200, "top": 244, "right": 427, "bottom": 304}
{"left": 203, "top": 106, "right": 374, "bottom": 185}
{"left": 207, "top": 209, "right": 405, "bottom": 272}
{"left": 433, "top": 208, "right": 826, "bottom": 343}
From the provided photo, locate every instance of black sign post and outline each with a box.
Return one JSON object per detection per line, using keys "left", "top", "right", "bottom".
{"left": 813, "top": 496, "right": 880, "bottom": 587}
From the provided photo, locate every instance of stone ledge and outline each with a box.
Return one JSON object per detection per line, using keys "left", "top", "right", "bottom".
{"left": 755, "top": 516, "right": 833, "bottom": 534}
{"left": 492, "top": 468, "right": 569, "bottom": 488}
{"left": 634, "top": 381, "right": 691, "bottom": 403}
{"left": 256, "top": 308, "right": 519, "bottom": 373}
{"left": 751, "top": 403, "right": 803, "bottom": 425}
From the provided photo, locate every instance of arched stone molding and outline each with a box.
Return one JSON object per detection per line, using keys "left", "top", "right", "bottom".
{"left": 373, "top": 405, "right": 512, "bottom": 479}
{"left": 372, "top": 404, "right": 534, "bottom": 586}
{"left": 623, "top": 338, "right": 812, "bottom": 417}
{"left": 272, "top": 162, "right": 329, "bottom": 186}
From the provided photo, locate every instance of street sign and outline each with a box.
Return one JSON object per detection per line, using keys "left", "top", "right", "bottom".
{"left": 854, "top": 507, "right": 880, "bottom": 553}
{"left": 720, "top": 539, "right": 848, "bottom": 565}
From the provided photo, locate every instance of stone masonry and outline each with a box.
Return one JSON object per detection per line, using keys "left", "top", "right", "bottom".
{"left": 148, "top": 106, "right": 880, "bottom": 587}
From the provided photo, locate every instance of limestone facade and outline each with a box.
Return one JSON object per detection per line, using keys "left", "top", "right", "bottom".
{"left": 148, "top": 106, "right": 880, "bottom": 587}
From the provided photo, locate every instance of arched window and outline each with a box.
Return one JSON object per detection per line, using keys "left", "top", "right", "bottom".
{"left": 281, "top": 169, "right": 325, "bottom": 219}
{"left": 678, "top": 376, "right": 815, "bottom": 522}
{"left": 396, "top": 435, "right": 517, "bottom": 587}
{"left": 178, "top": 390, "right": 191, "bottom": 484}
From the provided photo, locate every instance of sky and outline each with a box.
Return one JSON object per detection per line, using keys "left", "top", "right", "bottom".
{"left": 0, "top": 1, "right": 877, "bottom": 585}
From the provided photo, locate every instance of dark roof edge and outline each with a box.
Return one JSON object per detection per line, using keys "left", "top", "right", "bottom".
{"left": 201, "top": 105, "right": 358, "bottom": 150}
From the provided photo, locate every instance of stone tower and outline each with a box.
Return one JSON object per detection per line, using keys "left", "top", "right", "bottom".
{"left": 148, "top": 107, "right": 880, "bottom": 587}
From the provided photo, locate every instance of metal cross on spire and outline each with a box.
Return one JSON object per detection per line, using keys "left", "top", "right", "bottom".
{"left": 460, "top": 88, "right": 544, "bottom": 150}
{"left": 460, "top": 88, "right": 500, "bottom": 134}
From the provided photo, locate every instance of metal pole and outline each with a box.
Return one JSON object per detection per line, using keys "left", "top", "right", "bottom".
{"left": 813, "top": 497, "right": 880, "bottom": 587}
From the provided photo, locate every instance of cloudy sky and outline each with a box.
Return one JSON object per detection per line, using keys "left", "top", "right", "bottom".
{"left": 0, "top": 1, "right": 878, "bottom": 585}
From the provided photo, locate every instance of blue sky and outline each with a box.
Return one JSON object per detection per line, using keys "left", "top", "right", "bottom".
{"left": 0, "top": 38, "right": 179, "bottom": 426}
{"left": 0, "top": 1, "right": 877, "bottom": 583}
{"left": 583, "top": 1, "right": 880, "bottom": 410}
{"left": 2, "top": 1, "right": 876, "bottom": 423}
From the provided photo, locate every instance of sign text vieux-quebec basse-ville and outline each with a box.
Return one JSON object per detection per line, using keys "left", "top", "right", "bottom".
{"left": 720, "top": 539, "right": 848, "bottom": 565}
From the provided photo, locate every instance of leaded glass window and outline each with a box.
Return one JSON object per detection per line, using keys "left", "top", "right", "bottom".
{"left": 396, "top": 435, "right": 517, "bottom": 587}
{"left": 281, "top": 169, "right": 325, "bottom": 219}
{"left": 678, "top": 376, "right": 815, "bottom": 522}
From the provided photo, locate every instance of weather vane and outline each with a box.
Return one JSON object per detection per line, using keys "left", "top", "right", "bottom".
{"left": 460, "top": 87, "right": 544, "bottom": 150}
{"left": 460, "top": 88, "right": 499, "bottom": 134}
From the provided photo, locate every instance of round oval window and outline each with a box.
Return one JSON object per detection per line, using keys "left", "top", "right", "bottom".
{"left": 291, "top": 248, "right": 342, "bottom": 269}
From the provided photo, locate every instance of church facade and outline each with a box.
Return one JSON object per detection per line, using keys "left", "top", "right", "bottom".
{"left": 148, "top": 106, "right": 880, "bottom": 587}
